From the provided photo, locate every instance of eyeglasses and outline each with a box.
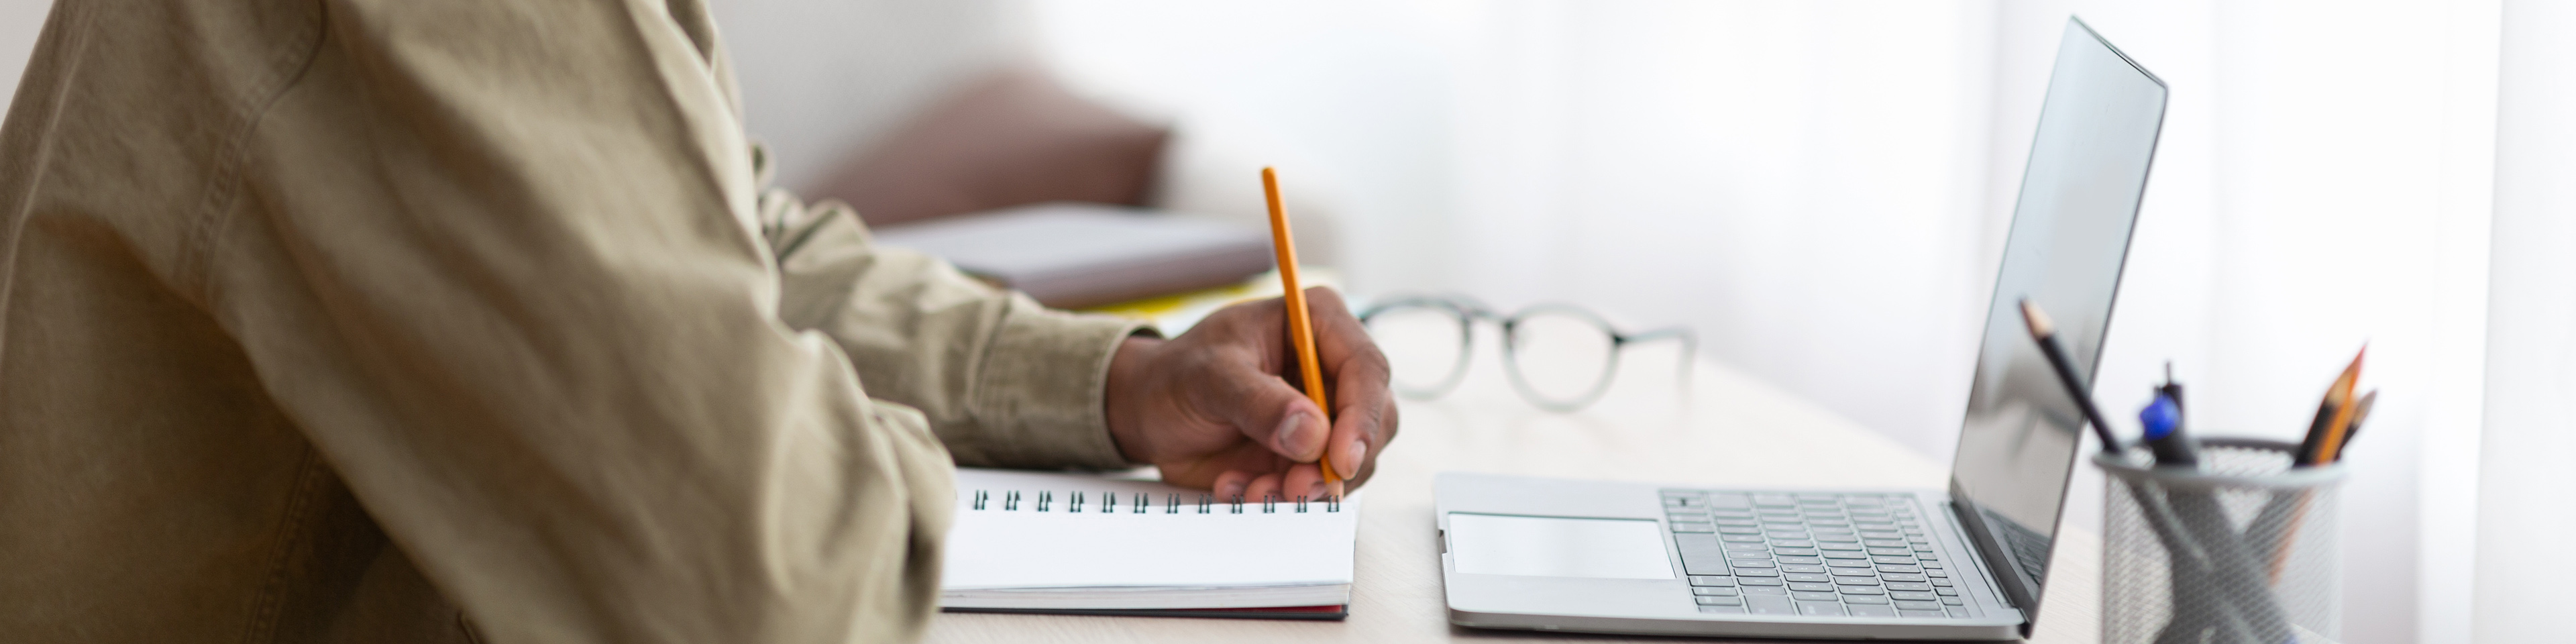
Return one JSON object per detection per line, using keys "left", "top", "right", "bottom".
{"left": 1356, "top": 294, "right": 1695, "bottom": 412}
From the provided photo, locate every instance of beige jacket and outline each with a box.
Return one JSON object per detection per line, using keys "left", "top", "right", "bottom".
{"left": 0, "top": 1, "right": 1152, "bottom": 643}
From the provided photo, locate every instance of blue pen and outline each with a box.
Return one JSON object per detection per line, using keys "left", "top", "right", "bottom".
{"left": 2139, "top": 366, "right": 2201, "bottom": 469}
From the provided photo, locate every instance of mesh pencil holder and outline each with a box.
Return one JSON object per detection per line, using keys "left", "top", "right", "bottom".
{"left": 2096, "top": 438, "right": 2344, "bottom": 644}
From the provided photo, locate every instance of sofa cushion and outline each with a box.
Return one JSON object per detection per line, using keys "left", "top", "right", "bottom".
{"left": 809, "top": 64, "right": 1169, "bottom": 228}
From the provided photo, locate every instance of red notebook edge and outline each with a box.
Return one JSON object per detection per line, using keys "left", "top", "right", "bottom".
{"left": 941, "top": 604, "right": 1348, "bottom": 621}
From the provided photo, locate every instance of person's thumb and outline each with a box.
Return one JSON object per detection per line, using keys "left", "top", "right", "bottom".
{"left": 1213, "top": 364, "right": 1332, "bottom": 462}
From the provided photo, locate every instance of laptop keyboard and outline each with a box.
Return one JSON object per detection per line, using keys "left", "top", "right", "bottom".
{"left": 1662, "top": 490, "right": 1973, "bottom": 619}
{"left": 1999, "top": 515, "right": 2053, "bottom": 584}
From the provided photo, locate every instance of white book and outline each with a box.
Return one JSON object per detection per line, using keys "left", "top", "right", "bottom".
{"left": 940, "top": 468, "right": 1361, "bottom": 618}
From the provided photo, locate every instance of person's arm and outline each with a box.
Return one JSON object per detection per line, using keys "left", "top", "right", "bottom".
{"left": 758, "top": 174, "right": 1399, "bottom": 490}
{"left": 756, "top": 176, "right": 1146, "bottom": 470}
{"left": 226, "top": 2, "right": 945, "bottom": 642}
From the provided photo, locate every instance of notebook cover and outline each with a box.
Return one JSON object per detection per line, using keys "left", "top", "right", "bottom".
{"left": 943, "top": 604, "right": 1348, "bottom": 621}
{"left": 940, "top": 468, "right": 1360, "bottom": 618}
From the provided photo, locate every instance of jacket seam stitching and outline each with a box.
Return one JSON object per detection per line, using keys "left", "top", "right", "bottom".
{"left": 225, "top": 7, "right": 333, "bottom": 642}
{"left": 174, "top": 0, "right": 329, "bottom": 310}
{"left": 238, "top": 441, "right": 328, "bottom": 644}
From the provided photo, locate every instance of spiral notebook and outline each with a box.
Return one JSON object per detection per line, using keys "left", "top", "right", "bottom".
{"left": 941, "top": 468, "right": 1362, "bottom": 620}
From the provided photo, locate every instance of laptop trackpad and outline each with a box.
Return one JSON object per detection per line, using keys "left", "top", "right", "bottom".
{"left": 1448, "top": 513, "right": 1674, "bottom": 580}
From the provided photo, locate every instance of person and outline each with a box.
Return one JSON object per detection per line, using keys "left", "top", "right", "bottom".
{"left": 0, "top": 1, "right": 1397, "bottom": 643}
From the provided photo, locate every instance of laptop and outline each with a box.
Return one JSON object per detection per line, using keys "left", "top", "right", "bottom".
{"left": 1434, "top": 17, "right": 2165, "bottom": 641}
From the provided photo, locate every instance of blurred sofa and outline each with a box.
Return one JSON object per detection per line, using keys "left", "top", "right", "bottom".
{"left": 711, "top": 0, "right": 1344, "bottom": 268}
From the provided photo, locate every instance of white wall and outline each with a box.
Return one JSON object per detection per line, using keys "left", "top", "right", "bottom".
{"left": 711, "top": 0, "right": 1037, "bottom": 193}
{"left": 0, "top": 1, "right": 50, "bottom": 109}
{"left": 2473, "top": 1, "right": 2576, "bottom": 641}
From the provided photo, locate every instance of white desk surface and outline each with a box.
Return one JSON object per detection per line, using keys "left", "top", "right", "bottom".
{"left": 924, "top": 343, "right": 2097, "bottom": 643}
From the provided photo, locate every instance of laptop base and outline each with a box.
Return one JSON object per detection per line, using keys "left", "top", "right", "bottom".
{"left": 1436, "top": 472, "right": 2025, "bottom": 641}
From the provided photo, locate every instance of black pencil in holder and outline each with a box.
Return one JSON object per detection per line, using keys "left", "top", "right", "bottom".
{"left": 2096, "top": 437, "right": 2344, "bottom": 644}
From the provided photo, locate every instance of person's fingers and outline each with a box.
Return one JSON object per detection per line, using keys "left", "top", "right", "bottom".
{"left": 1281, "top": 464, "right": 1326, "bottom": 500}
{"left": 1211, "top": 470, "right": 1254, "bottom": 500}
{"left": 1326, "top": 415, "right": 1372, "bottom": 482}
{"left": 1302, "top": 288, "right": 1378, "bottom": 372}
{"left": 1242, "top": 472, "right": 1284, "bottom": 503}
{"left": 1302, "top": 287, "right": 1395, "bottom": 483}
{"left": 1325, "top": 366, "right": 1388, "bottom": 481}
{"left": 1356, "top": 403, "right": 1398, "bottom": 487}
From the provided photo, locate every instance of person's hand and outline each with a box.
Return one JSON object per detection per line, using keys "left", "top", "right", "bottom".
{"left": 1103, "top": 287, "right": 1397, "bottom": 501}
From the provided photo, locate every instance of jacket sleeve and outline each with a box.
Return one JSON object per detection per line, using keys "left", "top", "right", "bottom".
{"left": 225, "top": 1, "right": 952, "bottom": 642}
{"left": 753, "top": 154, "right": 1152, "bottom": 470}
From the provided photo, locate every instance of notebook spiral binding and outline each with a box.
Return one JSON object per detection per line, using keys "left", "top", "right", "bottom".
{"left": 965, "top": 488, "right": 1344, "bottom": 514}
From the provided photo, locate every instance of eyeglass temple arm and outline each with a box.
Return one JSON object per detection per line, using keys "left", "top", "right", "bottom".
{"left": 1619, "top": 327, "right": 1698, "bottom": 383}
{"left": 1358, "top": 296, "right": 1489, "bottom": 321}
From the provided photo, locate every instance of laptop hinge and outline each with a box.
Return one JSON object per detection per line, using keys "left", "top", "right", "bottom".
{"left": 1941, "top": 500, "right": 2024, "bottom": 611}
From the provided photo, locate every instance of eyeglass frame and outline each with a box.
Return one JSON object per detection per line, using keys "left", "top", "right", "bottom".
{"left": 1356, "top": 294, "right": 1697, "bottom": 412}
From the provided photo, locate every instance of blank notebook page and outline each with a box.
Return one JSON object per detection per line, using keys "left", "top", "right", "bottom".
{"left": 942, "top": 468, "right": 1361, "bottom": 592}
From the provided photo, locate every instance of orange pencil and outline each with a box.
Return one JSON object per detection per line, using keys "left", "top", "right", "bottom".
{"left": 2312, "top": 347, "right": 2367, "bottom": 464}
{"left": 1261, "top": 167, "right": 1342, "bottom": 499}
{"left": 2293, "top": 348, "right": 2364, "bottom": 466}
{"left": 2269, "top": 347, "right": 2365, "bottom": 580}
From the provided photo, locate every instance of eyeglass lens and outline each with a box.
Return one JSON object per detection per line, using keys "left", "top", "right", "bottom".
{"left": 1504, "top": 309, "right": 1619, "bottom": 407}
{"left": 1362, "top": 304, "right": 1470, "bottom": 397}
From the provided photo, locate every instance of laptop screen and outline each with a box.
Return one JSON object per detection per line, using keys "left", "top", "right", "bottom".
{"left": 1945, "top": 17, "right": 2165, "bottom": 623}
